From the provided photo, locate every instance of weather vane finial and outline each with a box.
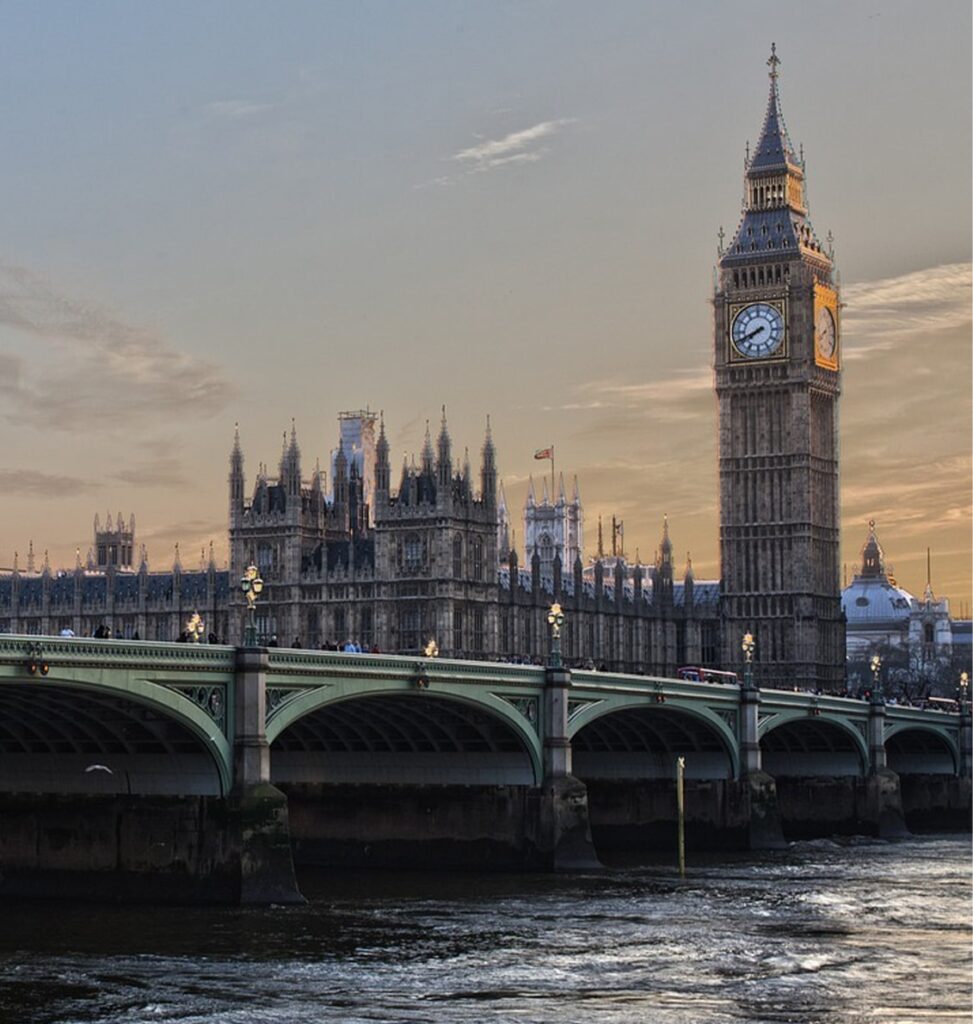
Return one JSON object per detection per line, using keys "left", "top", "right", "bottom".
{"left": 767, "top": 42, "right": 780, "bottom": 80}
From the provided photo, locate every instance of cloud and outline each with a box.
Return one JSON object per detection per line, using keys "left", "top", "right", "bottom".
{"left": 113, "top": 458, "right": 189, "bottom": 488}
{"left": 453, "top": 119, "right": 574, "bottom": 166}
{"left": 841, "top": 262, "right": 972, "bottom": 360}
{"left": 0, "top": 262, "right": 235, "bottom": 431}
{"left": 0, "top": 468, "right": 95, "bottom": 497}
{"left": 421, "top": 118, "right": 577, "bottom": 187}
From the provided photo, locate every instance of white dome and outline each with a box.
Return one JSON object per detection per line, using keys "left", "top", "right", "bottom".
{"left": 842, "top": 576, "right": 914, "bottom": 625}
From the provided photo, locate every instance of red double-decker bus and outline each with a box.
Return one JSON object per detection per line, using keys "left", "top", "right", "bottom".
{"left": 676, "top": 666, "right": 739, "bottom": 686}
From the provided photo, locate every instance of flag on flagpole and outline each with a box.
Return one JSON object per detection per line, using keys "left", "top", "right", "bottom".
{"left": 534, "top": 447, "right": 554, "bottom": 460}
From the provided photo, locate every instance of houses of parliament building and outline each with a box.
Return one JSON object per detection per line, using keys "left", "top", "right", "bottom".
{"left": 0, "top": 49, "right": 848, "bottom": 689}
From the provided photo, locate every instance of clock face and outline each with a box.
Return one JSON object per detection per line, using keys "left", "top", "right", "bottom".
{"left": 731, "top": 303, "right": 785, "bottom": 358}
{"left": 815, "top": 306, "right": 837, "bottom": 359}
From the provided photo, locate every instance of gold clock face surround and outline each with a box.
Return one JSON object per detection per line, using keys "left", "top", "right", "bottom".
{"left": 815, "top": 306, "right": 836, "bottom": 359}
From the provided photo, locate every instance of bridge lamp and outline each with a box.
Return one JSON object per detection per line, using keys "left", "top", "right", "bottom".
{"left": 186, "top": 610, "right": 205, "bottom": 644}
{"left": 869, "top": 654, "right": 883, "bottom": 703}
{"left": 547, "top": 602, "right": 565, "bottom": 669}
{"left": 424, "top": 638, "right": 439, "bottom": 658}
{"left": 958, "top": 671, "right": 969, "bottom": 713}
{"left": 240, "top": 564, "right": 264, "bottom": 647}
{"left": 741, "top": 632, "right": 755, "bottom": 690}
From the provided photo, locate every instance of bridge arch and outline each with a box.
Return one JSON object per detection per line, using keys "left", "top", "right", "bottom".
{"left": 569, "top": 699, "right": 739, "bottom": 780}
{"left": 268, "top": 686, "right": 542, "bottom": 786}
{"left": 884, "top": 724, "right": 958, "bottom": 775}
{"left": 760, "top": 712, "right": 867, "bottom": 777}
{"left": 0, "top": 674, "right": 231, "bottom": 795}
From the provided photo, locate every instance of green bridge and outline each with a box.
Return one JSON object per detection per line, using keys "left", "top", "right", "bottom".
{"left": 0, "top": 636, "right": 969, "bottom": 903}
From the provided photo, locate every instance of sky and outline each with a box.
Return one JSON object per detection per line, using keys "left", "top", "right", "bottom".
{"left": 0, "top": 1, "right": 970, "bottom": 609}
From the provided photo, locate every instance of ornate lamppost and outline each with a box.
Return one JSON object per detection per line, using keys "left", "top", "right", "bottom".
{"left": 185, "top": 610, "right": 205, "bottom": 644}
{"left": 741, "top": 631, "right": 756, "bottom": 690}
{"left": 547, "top": 602, "right": 565, "bottom": 669}
{"left": 957, "top": 670, "right": 969, "bottom": 714}
{"left": 869, "top": 653, "right": 883, "bottom": 704}
{"left": 240, "top": 564, "right": 264, "bottom": 647}
{"left": 424, "top": 638, "right": 439, "bottom": 658}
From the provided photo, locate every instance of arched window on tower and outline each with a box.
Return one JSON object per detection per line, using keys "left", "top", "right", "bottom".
{"left": 472, "top": 538, "right": 483, "bottom": 581}
{"left": 453, "top": 536, "right": 463, "bottom": 578}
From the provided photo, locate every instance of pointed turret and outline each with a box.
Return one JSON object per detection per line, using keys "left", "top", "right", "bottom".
{"left": 27, "top": 540, "right": 35, "bottom": 574}
{"left": 436, "top": 406, "right": 452, "bottom": 489}
{"left": 497, "top": 481, "right": 510, "bottom": 560}
{"left": 285, "top": 419, "right": 302, "bottom": 498}
{"left": 527, "top": 476, "right": 536, "bottom": 508}
{"left": 334, "top": 439, "right": 349, "bottom": 530}
{"left": 557, "top": 472, "right": 566, "bottom": 506}
{"left": 749, "top": 44, "right": 800, "bottom": 175}
{"left": 480, "top": 415, "right": 497, "bottom": 509}
{"left": 375, "top": 412, "right": 391, "bottom": 502}
{"left": 229, "top": 423, "right": 245, "bottom": 515}
{"left": 725, "top": 44, "right": 826, "bottom": 262}
{"left": 421, "top": 420, "right": 434, "bottom": 476}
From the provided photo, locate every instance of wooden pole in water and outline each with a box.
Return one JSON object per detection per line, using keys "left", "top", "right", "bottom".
{"left": 676, "top": 756, "right": 686, "bottom": 878}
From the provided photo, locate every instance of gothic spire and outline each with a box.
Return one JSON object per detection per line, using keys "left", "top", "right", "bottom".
{"left": 437, "top": 405, "right": 452, "bottom": 487}
{"left": 748, "top": 43, "right": 800, "bottom": 174}
{"left": 421, "top": 420, "right": 434, "bottom": 475}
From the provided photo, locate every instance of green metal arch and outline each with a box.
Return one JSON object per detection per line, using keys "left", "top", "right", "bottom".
{"left": 567, "top": 695, "right": 741, "bottom": 779}
{"left": 266, "top": 680, "right": 544, "bottom": 785}
{"left": 883, "top": 721, "right": 960, "bottom": 771}
{"left": 759, "top": 710, "right": 869, "bottom": 770}
{"left": 0, "top": 672, "right": 233, "bottom": 795}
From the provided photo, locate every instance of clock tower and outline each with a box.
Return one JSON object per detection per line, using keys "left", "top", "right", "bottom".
{"left": 715, "top": 45, "right": 844, "bottom": 690}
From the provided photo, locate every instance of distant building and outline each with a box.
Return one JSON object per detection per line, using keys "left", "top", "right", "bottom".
{"left": 842, "top": 521, "right": 966, "bottom": 695}
{"left": 0, "top": 517, "right": 229, "bottom": 642}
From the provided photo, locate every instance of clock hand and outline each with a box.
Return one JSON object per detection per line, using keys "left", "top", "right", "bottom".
{"left": 743, "top": 325, "right": 766, "bottom": 341}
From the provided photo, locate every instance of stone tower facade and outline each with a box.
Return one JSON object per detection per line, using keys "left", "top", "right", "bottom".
{"left": 93, "top": 512, "right": 136, "bottom": 571}
{"left": 523, "top": 474, "right": 583, "bottom": 580}
{"left": 715, "top": 46, "right": 844, "bottom": 689}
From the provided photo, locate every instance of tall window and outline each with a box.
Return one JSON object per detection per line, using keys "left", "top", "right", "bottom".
{"left": 472, "top": 538, "right": 483, "bottom": 581}
{"left": 401, "top": 607, "right": 421, "bottom": 651}
{"left": 453, "top": 608, "right": 464, "bottom": 654}
{"left": 404, "top": 534, "right": 423, "bottom": 574}
{"left": 453, "top": 536, "right": 463, "bottom": 578}
{"left": 472, "top": 607, "right": 484, "bottom": 653}
{"left": 333, "top": 607, "right": 346, "bottom": 642}
{"left": 361, "top": 607, "right": 373, "bottom": 648}
{"left": 500, "top": 609, "right": 510, "bottom": 653}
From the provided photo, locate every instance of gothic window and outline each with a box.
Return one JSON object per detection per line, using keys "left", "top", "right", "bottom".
{"left": 523, "top": 610, "right": 533, "bottom": 654}
{"left": 257, "top": 543, "right": 275, "bottom": 579}
{"left": 924, "top": 623, "right": 934, "bottom": 644}
{"left": 361, "top": 607, "right": 373, "bottom": 648}
{"left": 472, "top": 607, "right": 484, "bottom": 652}
{"left": 539, "top": 532, "right": 554, "bottom": 566}
{"left": 453, "top": 536, "right": 463, "bottom": 578}
{"left": 472, "top": 538, "right": 483, "bottom": 581}
{"left": 400, "top": 607, "right": 421, "bottom": 652}
{"left": 500, "top": 610, "right": 510, "bottom": 652}
{"left": 333, "top": 607, "right": 346, "bottom": 641}
{"left": 453, "top": 608, "right": 463, "bottom": 653}
{"left": 404, "top": 534, "right": 423, "bottom": 574}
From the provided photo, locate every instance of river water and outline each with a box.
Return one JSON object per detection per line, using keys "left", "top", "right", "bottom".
{"left": 0, "top": 835, "right": 969, "bottom": 1024}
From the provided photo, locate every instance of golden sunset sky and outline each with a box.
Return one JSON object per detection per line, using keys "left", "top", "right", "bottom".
{"left": 0, "top": 3, "right": 970, "bottom": 609}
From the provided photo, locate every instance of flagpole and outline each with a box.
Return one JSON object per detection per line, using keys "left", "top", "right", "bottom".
{"left": 551, "top": 445, "right": 555, "bottom": 500}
